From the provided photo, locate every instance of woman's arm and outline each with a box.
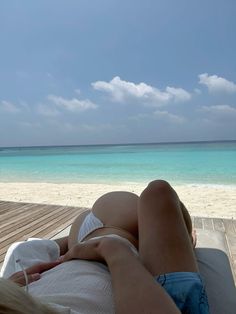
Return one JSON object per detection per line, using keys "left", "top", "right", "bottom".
{"left": 102, "top": 239, "right": 180, "bottom": 314}
{"left": 62, "top": 237, "right": 180, "bottom": 314}
{"left": 8, "top": 261, "right": 61, "bottom": 286}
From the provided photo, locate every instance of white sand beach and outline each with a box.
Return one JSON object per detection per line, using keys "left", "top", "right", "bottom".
{"left": 0, "top": 182, "right": 235, "bottom": 219}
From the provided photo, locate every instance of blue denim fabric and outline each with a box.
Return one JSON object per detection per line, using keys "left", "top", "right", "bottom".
{"left": 155, "top": 272, "right": 209, "bottom": 313}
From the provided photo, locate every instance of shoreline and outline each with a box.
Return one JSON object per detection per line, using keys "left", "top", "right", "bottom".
{"left": 0, "top": 181, "right": 235, "bottom": 219}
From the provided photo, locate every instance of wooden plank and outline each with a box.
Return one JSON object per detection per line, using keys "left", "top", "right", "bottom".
{"left": 23, "top": 207, "right": 78, "bottom": 238}
{"left": 0, "top": 208, "right": 75, "bottom": 248}
{"left": 0, "top": 207, "right": 70, "bottom": 250}
{"left": 0, "top": 202, "right": 19, "bottom": 213}
{"left": 0, "top": 204, "right": 67, "bottom": 236}
{"left": 0, "top": 203, "right": 52, "bottom": 229}
{"left": 225, "top": 234, "right": 236, "bottom": 280}
{"left": 0, "top": 202, "right": 30, "bottom": 214}
{"left": 0, "top": 204, "right": 65, "bottom": 238}
{"left": 0, "top": 208, "right": 80, "bottom": 263}
{"left": 223, "top": 219, "right": 236, "bottom": 235}
{"left": 45, "top": 218, "right": 75, "bottom": 239}
{"left": 33, "top": 210, "right": 79, "bottom": 238}
{"left": 0, "top": 207, "right": 73, "bottom": 253}
{"left": 0, "top": 205, "right": 66, "bottom": 236}
{"left": 193, "top": 217, "right": 203, "bottom": 229}
{"left": 0, "top": 200, "right": 30, "bottom": 209}
{"left": 0, "top": 205, "right": 80, "bottom": 259}
{"left": 213, "top": 218, "right": 225, "bottom": 232}
{"left": 226, "top": 235, "right": 236, "bottom": 258}
{"left": 231, "top": 253, "right": 236, "bottom": 273}
{"left": 202, "top": 218, "right": 214, "bottom": 230}
{"left": 0, "top": 203, "right": 40, "bottom": 220}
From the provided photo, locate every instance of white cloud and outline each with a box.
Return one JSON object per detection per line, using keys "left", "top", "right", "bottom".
{"left": 81, "top": 123, "right": 113, "bottom": 132}
{"left": 74, "top": 89, "right": 81, "bottom": 95}
{"left": 59, "top": 122, "right": 114, "bottom": 133}
{"left": 194, "top": 88, "right": 202, "bottom": 95}
{"left": 37, "top": 104, "right": 60, "bottom": 117}
{"left": 19, "top": 101, "right": 30, "bottom": 111}
{"left": 92, "top": 76, "right": 191, "bottom": 106}
{"left": 0, "top": 100, "right": 20, "bottom": 113}
{"left": 201, "top": 104, "right": 236, "bottom": 116}
{"left": 48, "top": 95, "right": 98, "bottom": 112}
{"left": 199, "top": 73, "right": 236, "bottom": 93}
{"left": 165, "top": 87, "right": 191, "bottom": 102}
{"left": 154, "top": 110, "right": 185, "bottom": 124}
{"left": 128, "top": 113, "right": 149, "bottom": 121}
{"left": 19, "top": 121, "right": 41, "bottom": 128}
{"left": 129, "top": 111, "right": 185, "bottom": 124}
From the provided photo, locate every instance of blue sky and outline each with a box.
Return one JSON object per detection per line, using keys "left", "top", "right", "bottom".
{"left": 0, "top": 0, "right": 236, "bottom": 146}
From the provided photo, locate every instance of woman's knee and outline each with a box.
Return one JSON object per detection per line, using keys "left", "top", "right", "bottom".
{"left": 139, "top": 180, "right": 180, "bottom": 217}
{"left": 141, "top": 180, "right": 176, "bottom": 200}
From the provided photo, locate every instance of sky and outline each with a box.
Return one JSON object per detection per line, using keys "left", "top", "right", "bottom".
{"left": 0, "top": 0, "right": 236, "bottom": 147}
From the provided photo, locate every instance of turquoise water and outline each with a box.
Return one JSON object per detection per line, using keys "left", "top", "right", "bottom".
{"left": 0, "top": 141, "right": 236, "bottom": 185}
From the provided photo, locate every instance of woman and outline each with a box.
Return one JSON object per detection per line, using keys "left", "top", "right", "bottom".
{"left": 0, "top": 180, "right": 209, "bottom": 313}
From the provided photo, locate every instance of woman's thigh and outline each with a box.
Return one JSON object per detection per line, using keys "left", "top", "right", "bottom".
{"left": 68, "top": 210, "right": 90, "bottom": 249}
{"left": 138, "top": 180, "right": 198, "bottom": 276}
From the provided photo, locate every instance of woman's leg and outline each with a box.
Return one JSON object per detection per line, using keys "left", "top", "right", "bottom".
{"left": 138, "top": 180, "right": 198, "bottom": 276}
{"left": 68, "top": 210, "right": 91, "bottom": 249}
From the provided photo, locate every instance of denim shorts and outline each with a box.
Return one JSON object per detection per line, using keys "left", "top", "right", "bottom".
{"left": 155, "top": 272, "right": 209, "bottom": 313}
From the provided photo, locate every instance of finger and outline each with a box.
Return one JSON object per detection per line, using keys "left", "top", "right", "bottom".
{"left": 10, "top": 272, "right": 41, "bottom": 286}
{"left": 9, "top": 271, "right": 24, "bottom": 280}
{"left": 61, "top": 241, "right": 102, "bottom": 262}
{"left": 61, "top": 248, "right": 75, "bottom": 262}
{"left": 61, "top": 244, "right": 86, "bottom": 262}
{"left": 25, "top": 261, "right": 61, "bottom": 275}
{"left": 11, "top": 274, "right": 26, "bottom": 287}
{"left": 35, "top": 261, "right": 60, "bottom": 273}
{"left": 27, "top": 273, "right": 41, "bottom": 284}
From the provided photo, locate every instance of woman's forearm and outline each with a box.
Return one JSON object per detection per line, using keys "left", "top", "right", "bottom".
{"left": 101, "top": 242, "right": 180, "bottom": 314}
{"left": 62, "top": 237, "right": 180, "bottom": 313}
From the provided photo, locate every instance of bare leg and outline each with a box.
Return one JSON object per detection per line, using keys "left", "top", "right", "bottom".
{"left": 54, "top": 236, "right": 69, "bottom": 255}
{"left": 138, "top": 180, "right": 198, "bottom": 276}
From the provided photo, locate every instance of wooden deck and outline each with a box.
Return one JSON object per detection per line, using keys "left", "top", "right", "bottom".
{"left": 0, "top": 200, "right": 87, "bottom": 264}
{"left": 0, "top": 201, "right": 235, "bottom": 279}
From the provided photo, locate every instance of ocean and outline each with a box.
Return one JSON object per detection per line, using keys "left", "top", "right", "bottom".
{"left": 0, "top": 141, "right": 236, "bottom": 185}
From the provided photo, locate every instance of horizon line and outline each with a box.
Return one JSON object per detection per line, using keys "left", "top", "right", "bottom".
{"left": 1, "top": 139, "right": 236, "bottom": 150}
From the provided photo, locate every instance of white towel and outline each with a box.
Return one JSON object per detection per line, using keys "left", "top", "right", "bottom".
{"left": 0, "top": 238, "right": 60, "bottom": 278}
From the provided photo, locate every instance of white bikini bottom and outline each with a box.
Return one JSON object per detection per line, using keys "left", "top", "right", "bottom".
{"left": 77, "top": 212, "right": 138, "bottom": 255}
{"left": 77, "top": 212, "right": 104, "bottom": 242}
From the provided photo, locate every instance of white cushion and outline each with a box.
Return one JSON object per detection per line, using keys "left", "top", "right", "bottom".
{"left": 196, "top": 229, "right": 236, "bottom": 314}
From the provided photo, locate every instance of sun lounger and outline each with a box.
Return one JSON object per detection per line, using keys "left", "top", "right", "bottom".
{"left": 196, "top": 229, "right": 236, "bottom": 314}
{"left": 52, "top": 226, "right": 236, "bottom": 313}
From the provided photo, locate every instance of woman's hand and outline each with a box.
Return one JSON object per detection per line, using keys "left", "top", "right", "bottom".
{"left": 61, "top": 236, "right": 137, "bottom": 264}
{"left": 8, "top": 261, "right": 60, "bottom": 287}
{"left": 61, "top": 239, "right": 105, "bottom": 263}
